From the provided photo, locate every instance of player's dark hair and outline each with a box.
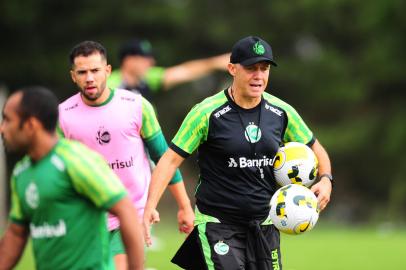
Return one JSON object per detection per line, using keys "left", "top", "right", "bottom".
{"left": 69, "top": 40, "right": 107, "bottom": 66}
{"left": 16, "top": 86, "right": 59, "bottom": 133}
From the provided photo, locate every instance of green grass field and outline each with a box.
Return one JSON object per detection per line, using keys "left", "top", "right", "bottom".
{"left": 14, "top": 220, "right": 406, "bottom": 270}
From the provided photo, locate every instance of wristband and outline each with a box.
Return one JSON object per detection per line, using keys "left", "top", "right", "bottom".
{"left": 319, "top": 173, "right": 334, "bottom": 187}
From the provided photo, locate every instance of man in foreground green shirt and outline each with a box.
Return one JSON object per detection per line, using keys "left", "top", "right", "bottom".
{"left": 0, "top": 86, "right": 144, "bottom": 270}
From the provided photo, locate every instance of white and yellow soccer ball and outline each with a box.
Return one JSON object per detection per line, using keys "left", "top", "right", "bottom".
{"left": 269, "top": 184, "right": 319, "bottom": 235}
{"left": 273, "top": 142, "right": 318, "bottom": 187}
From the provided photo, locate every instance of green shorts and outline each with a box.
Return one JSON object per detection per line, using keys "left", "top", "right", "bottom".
{"left": 109, "top": 229, "right": 125, "bottom": 256}
{"left": 109, "top": 227, "right": 155, "bottom": 256}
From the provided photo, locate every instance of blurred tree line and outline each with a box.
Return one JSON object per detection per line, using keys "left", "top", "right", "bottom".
{"left": 0, "top": 0, "right": 405, "bottom": 223}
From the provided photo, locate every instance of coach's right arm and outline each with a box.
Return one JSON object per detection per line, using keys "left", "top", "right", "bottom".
{"left": 143, "top": 148, "right": 186, "bottom": 246}
{"left": 141, "top": 97, "right": 194, "bottom": 238}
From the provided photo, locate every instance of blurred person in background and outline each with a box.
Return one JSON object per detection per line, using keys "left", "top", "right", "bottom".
{"left": 0, "top": 86, "right": 144, "bottom": 270}
{"left": 143, "top": 36, "right": 333, "bottom": 270}
{"left": 58, "top": 41, "right": 194, "bottom": 270}
{"left": 107, "top": 38, "right": 230, "bottom": 101}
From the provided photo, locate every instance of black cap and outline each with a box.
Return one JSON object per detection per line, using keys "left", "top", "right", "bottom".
{"left": 118, "top": 39, "right": 154, "bottom": 63}
{"left": 230, "top": 36, "right": 277, "bottom": 66}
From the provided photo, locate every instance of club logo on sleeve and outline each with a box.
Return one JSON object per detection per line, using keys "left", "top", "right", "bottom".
{"left": 25, "top": 182, "right": 39, "bottom": 209}
{"left": 214, "top": 241, "right": 229, "bottom": 255}
{"left": 245, "top": 123, "right": 261, "bottom": 143}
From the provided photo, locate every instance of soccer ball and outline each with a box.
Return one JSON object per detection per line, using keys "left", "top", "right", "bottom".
{"left": 269, "top": 184, "right": 319, "bottom": 235}
{"left": 273, "top": 142, "right": 318, "bottom": 187}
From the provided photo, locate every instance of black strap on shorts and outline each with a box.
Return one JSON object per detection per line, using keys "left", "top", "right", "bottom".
{"left": 246, "top": 220, "right": 273, "bottom": 270}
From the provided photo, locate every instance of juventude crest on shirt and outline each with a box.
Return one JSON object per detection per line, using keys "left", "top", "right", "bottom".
{"left": 96, "top": 126, "right": 111, "bottom": 145}
{"left": 245, "top": 122, "right": 262, "bottom": 143}
{"left": 214, "top": 241, "right": 229, "bottom": 255}
{"left": 25, "top": 182, "right": 39, "bottom": 209}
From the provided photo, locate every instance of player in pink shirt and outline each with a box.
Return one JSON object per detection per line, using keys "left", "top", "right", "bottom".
{"left": 58, "top": 41, "right": 194, "bottom": 270}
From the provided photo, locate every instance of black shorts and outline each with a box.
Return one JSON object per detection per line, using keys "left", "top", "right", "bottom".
{"left": 172, "top": 222, "right": 282, "bottom": 270}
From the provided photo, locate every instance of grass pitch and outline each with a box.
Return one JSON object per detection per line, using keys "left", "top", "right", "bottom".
{"left": 14, "top": 221, "right": 405, "bottom": 270}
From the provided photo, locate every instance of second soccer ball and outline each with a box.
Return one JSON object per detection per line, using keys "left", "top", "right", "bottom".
{"left": 269, "top": 184, "right": 319, "bottom": 235}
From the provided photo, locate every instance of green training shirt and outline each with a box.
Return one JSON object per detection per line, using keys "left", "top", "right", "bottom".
{"left": 9, "top": 139, "right": 127, "bottom": 270}
{"left": 107, "top": 67, "right": 165, "bottom": 101}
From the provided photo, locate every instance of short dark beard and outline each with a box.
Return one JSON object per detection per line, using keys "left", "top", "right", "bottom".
{"left": 80, "top": 87, "right": 104, "bottom": 101}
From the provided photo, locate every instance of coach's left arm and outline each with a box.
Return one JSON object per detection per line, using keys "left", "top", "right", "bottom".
{"left": 310, "top": 139, "right": 332, "bottom": 211}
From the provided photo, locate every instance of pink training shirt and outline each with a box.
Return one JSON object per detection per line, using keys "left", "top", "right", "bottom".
{"left": 59, "top": 89, "right": 152, "bottom": 230}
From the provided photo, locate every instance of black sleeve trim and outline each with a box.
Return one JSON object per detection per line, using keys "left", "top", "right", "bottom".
{"left": 306, "top": 136, "right": 316, "bottom": 147}
{"left": 281, "top": 110, "right": 288, "bottom": 142}
{"left": 169, "top": 143, "right": 191, "bottom": 159}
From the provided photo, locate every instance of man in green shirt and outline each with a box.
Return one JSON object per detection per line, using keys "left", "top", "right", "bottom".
{"left": 107, "top": 38, "right": 230, "bottom": 101}
{"left": 0, "top": 86, "right": 144, "bottom": 270}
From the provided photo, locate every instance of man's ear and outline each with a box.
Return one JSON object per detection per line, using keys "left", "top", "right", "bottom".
{"left": 227, "top": 63, "right": 236, "bottom": 76}
{"left": 23, "top": 116, "right": 42, "bottom": 134}
{"left": 70, "top": 70, "right": 76, "bottom": 83}
{"left": 106, "top": 64, "right": 112, "bottom": 76}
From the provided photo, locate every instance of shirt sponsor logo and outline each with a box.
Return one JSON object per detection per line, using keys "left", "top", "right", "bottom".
{"left": 25, "top": 182, "right": 39, "bottom": 209}
{"left": 228, "top": 158, "right": 238, "bottom": 167}
{"left": 265, "top": 103, "right": 283, "bottom": 116}
{"left": 30, "top": 220, "right": 67, "bottom": 239}
{"left": 109, "top": 156, "right": 134, "bottom": 170}
{"left": 214, "top": 105, "right": 231, "bottom": 118}
{"left": 228, "top": 156, "right": 274, "bottom": 168}
{"left": 214, "top": 241, "right": 229, "bottom": 255}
